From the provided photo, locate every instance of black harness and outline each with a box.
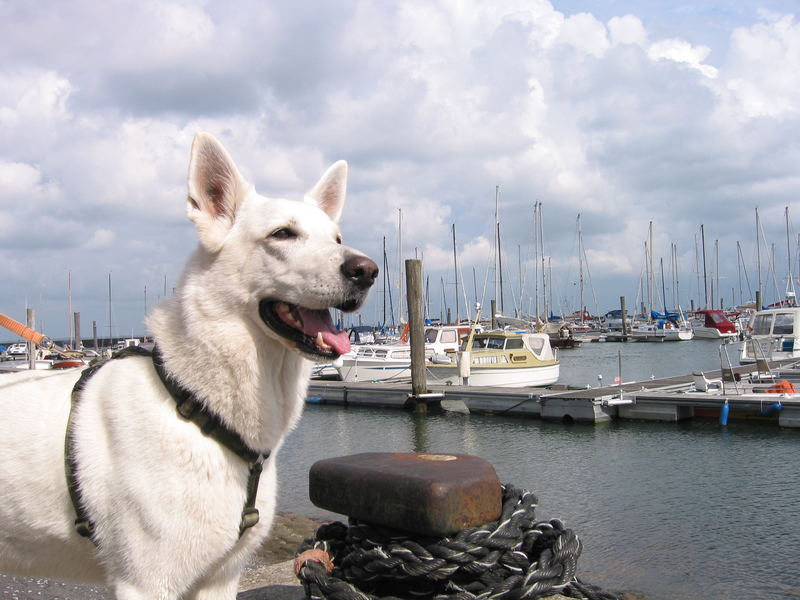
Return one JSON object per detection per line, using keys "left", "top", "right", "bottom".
{"left": 65, "top": 345, "right": 269, "bottom": 544}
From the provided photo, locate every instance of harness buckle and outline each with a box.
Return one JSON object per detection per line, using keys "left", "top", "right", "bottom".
{"left": 176, "top": 397, "right": 199, "bottom": 419}
{"left": 75, "top": 519, "right": 94, "bottom": 539}
{"left": 239, "top": 508, "right": 260, "bottom": 533}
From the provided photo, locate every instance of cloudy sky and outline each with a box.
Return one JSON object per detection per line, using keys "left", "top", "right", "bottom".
{"left": 1, "top": 0, "right": 799, "bottom": 341}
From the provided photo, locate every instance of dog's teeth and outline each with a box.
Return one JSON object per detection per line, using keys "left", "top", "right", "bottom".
{"left": 277, "top": 303, "right": 291, "bottom": 314}
{"left": 315, "top": 332, "right": 331, "bottom": 350}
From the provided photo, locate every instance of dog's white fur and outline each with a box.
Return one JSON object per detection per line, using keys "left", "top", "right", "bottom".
{"left": 0, "top": 133, "right": 374, "bottom": 599}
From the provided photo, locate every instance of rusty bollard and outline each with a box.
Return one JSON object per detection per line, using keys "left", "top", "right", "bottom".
{"left": 308, "top": 452, "right": 502, "bottom": 536}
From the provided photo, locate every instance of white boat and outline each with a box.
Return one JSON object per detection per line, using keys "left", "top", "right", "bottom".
{"left": 692, "top": 310, "right": 739, "bottom": 339}
{"left": 336, "top": 325, "right": 474, "bottom": 383}
{"left": 425, "top": 330, "right": 559, "bottom": 388}
{"left": 628, "top": 322, "right": 694, "bottom": 342}
{"left": 740, "top": 305, "right": 800, "bottom": 364}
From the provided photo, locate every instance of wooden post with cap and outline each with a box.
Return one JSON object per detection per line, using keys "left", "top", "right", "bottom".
{"left": 406, "top": 259, "right": 441, "bottom": 413}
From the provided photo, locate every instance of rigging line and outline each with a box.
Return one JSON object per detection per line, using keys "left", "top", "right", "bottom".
{"left": 757, "top": 215, "right": 782, "bottom": 302}
{"left": 580, "top": 237, "right": 600, "bottom": 318}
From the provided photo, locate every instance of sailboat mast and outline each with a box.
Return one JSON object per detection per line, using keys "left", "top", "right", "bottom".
{"left": 578, "top": 214, "right": 584, "bottom": 322}
{"left": 533, "top": 202, "right": 540, "bottom": 318}
{"left": 67, "top": 270, "right": 73, "bottom": 347}
{"left": 714, "top": 239, "right": 719, "bottom": 309}
{"left": 452, "top": 223, "right": 459, "bottom": 323}
{"left": 786, "top": 206, "right": 796, "bottom": 299}
{"left": 540, "top": 203, "right": 547, "bottom": 319}
{"left": 398, "top": 208, "right": 404, "bottom": 320}
{"left": 660, "top": 257, "right": 667, "bottom": 314}
{"left": 701, "top": 224, "right": 708, "bottom": 309}
{"left": 382, "top": 236, "right": 387, "bottom": 326}
{"left": 648, "top": 221, "right": 654, "bottom": 319}
{"left": 494, "top": 186, "right": 500, "bottom": 313}
{"left": 107, "top": 272, "right": 113, "bottom": 341}
{"left": 756, "top": 206, "right": 762, "bottom": 298}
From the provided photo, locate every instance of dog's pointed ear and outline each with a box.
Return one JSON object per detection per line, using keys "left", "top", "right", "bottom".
{"left": 306, "top": 160, "right": 347, "bottom": 223}
{"left": 186, "top": 133, "right": 249, "bottom": 252}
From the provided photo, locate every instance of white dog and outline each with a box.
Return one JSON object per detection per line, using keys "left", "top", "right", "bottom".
{"left": 0, "top": 133, "right": 377, "bottom": 599}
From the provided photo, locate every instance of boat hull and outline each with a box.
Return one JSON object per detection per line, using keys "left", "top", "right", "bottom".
{"left": 426, "top": 362, "right": 560, "bottom": 388}
{"left": 693, "top": 327, "right": 738, "bottom": 339}
{"left": 336, "top": 360, "right": 412, "bottom": 383}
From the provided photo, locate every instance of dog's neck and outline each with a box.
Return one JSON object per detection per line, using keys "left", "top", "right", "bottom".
{"left": 146, "top": 277, "right": 310, "bottom": 454}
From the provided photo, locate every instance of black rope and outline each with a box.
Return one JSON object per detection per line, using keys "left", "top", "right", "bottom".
{"left": 296, "top": 485, "right": 622, "bottom": 600}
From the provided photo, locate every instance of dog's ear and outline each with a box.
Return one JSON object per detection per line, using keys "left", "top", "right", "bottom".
{"left": 306, "top": 160, "right": 347, "bottom": 223}
{"left": 186, "top": 133, "right": 249, "bottom": 252}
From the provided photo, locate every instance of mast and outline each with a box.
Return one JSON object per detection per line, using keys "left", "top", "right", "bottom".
{"left": 533, "top": 202, "right": 540, "bottom": 318}
{"left": 382, "top": 236, "right": 387, "bottom": 326}
{"left": 517, "top": 244, "right": 522, "bottom": 318}
{"left": 67, "top": 270, "right": 73, "bottom": 347}
{"left": 700, "top": 224, "right": 708, "bottom": 308}
{"left": 648, "top": 221, "right": 654, "bottom": 319}
{"left": 660, "top": 257, "right": 668, "bottom": 314}
{"left": 694, "top": 234, "right": 700, "bottom": 309}
{"left": 398, "top": 208, "right": 404, "bottom": 320}
{"left": 756, "top": 206, "right": 762, "bottom": 299}
{"left": 108, "top": 272, "right": 113, "bottom": 341}
{"left": 786, "top": 206, "right": 796, "bottom": 301}
{"left": 452, "top": 223, "right": 459, "bottom": 323}
{"left": 714, "top": 239, "right": 719, "bottom": 309}
{"left": 540, "top": 203, "right": 547, "bottom": 320}
{"left": 578, "top": 214, "right": 584, "bottom": 322}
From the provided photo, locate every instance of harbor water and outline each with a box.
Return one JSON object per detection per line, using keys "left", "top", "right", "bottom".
{"left": 278, "top": 339, "right": 800, "bottom": 600}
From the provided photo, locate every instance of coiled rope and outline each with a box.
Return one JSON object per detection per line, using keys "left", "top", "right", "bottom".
{"left": 295, "top": 484, "right": 621, "bottom": 600}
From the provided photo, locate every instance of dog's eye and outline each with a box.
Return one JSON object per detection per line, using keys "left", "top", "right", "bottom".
{"left": 270, "top": 228, "right": 297, "bottom": 240}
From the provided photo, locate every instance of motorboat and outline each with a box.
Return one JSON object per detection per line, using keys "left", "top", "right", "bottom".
{"left": 425, "top": 330, "right": 559, "bottom": 388}
{"left": 692, "top": 310, "right": 739, "bottom": 339}
{"left": 740, "top": 305, "right": 800, "bottom": 364}
{"left": 336, "top": 325, "right": 474, "bottom": 383}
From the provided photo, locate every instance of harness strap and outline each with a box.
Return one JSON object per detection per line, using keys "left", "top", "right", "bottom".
{"left": 65, "top": 345, "right": 269, "bottom": 544}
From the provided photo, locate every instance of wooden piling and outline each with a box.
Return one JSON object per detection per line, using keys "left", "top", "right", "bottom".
{"left": 620, "top": 296, "right": 628, "bottom": 338}
{"left": 406, "top": 259, "right": 430, "bottom": 412}
{"left": 73, "top": 312, "right": 81, "bottom": 351}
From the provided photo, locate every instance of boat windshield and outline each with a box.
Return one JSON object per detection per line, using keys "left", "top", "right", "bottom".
{"left": 468, "top": 336, "right": 505, "bottom": 350}
{"left": 752, "top": 313, "right": 774, "bottom": 335}
{"left": 774, "top": 313, "right": 795, "bottom": 335}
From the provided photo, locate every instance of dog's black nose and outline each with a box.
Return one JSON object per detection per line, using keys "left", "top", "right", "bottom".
{"left": 342, "top": 255, "right": 379, "bottom": 289}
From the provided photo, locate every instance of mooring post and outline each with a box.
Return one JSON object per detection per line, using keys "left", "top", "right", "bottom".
{"left": 26, "top": 308, "right": 35, "bottom": 370}
{"left": 620, "top": 296, "right": 628, "bottom": 338}
{"left": 406, "top": 259, "right": 441, "bottom": 413}
{"left": 73, "top": 312, "right": 81, "bottom": 351}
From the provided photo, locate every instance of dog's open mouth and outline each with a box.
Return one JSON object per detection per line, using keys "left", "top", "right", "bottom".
{"left": 259, "top": 299, "right": 350, "bottom": 359}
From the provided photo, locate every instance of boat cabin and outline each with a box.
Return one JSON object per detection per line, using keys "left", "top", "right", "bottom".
{"left": 695, "top": 310, "right": 737, "bottom": 334}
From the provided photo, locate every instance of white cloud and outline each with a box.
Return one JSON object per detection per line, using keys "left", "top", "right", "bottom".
{"left": 608, "top": 15, "right": 647, "bottom": 47}
{"left": 558, "top": 12, "right": 610, "bottom": 57}
{"left": 723, "top": 14, "right": 800, "bottom": 118}
{"left": 647, "top": 38, "right": 718, "bottom": 77}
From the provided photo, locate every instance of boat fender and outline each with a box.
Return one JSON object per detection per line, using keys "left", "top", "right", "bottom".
{"left": 720, "top": 400, "right": 730, "bottom": 426}
{"left": 761, "top": 402, "right": 783, "bottom": 416}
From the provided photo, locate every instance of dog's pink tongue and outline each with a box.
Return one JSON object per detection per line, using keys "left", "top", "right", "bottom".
{"left": 297, "top": 308, "right": 351, "bottom": 355}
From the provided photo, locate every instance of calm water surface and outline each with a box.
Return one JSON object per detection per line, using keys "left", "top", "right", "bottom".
{"left": 278, "top": 341, "right": 800, "bottom": 600}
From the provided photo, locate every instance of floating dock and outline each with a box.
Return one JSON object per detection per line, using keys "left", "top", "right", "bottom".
{"left": 308, "top": 359, "right": 800, "bottom": 428}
